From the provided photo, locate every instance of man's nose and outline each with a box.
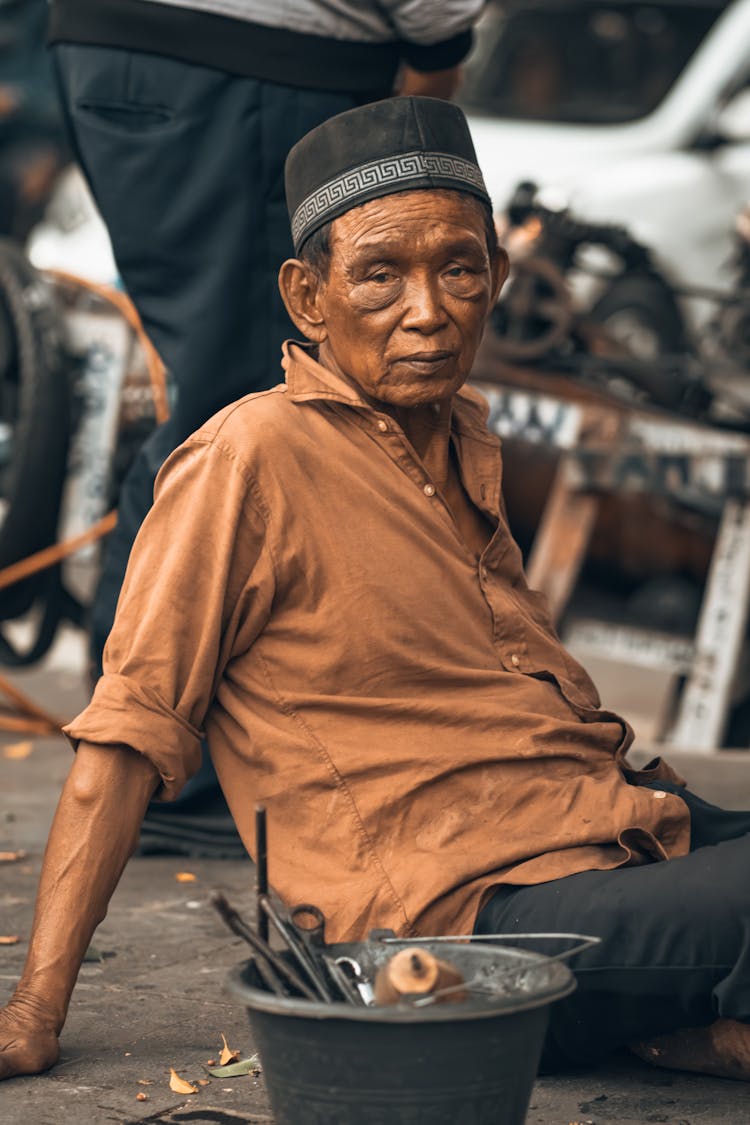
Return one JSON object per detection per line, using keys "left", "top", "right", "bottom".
{"left": 400, "top": 275, "right": 448, "bottom": 333}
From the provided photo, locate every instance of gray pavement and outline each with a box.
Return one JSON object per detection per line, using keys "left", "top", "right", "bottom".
{"left": 2, "top": 629, "right": 750, "bottom": 1124}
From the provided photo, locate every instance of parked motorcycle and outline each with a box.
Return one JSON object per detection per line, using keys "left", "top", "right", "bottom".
{"left": 493, "top": 179, "right": 689, "bottom": 364}
{"left": 491, "top": 182, "right": 750, "bottom": 425}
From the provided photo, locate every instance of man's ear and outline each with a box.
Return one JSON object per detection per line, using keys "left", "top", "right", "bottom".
{"left": 278, "top": 259, "right": 328, "bottom": 343}
{"left": 489, "top": 245, "right": 510, "bottom": 305}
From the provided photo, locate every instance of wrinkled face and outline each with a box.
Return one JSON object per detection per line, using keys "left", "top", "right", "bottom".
{"left": 285, "top": 190, "right": 507, "bottom": 408}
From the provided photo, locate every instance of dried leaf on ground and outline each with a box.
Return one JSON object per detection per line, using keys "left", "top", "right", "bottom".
{"left": 0, "top": 850, "right": 27, "bottom": 863}
{"left": 208, "top": 1055, "right": 261, "bottom": 1078}
{"left": 197, "top": 1078, "right": 210, "bottom": 1086}
{"left": 83, "top": 945, "right": 116, "bottom": 962}
{"left": 169, "top": 1067, "right": 198, "bottom": 1094}
{"left": 136, "top": 1092, "right": 149, "bottom": 1101}
{"left": 175, "top": 871, "right": 197, "bottom": 883}
{"left": 219, "top": 1032, "right": 239, "bottom": 1066}
{"left": 0, "top": 935, "right": 20, "bottom": 945}
{"left": 3, "top": 741, "right": 33, "bottom": 760}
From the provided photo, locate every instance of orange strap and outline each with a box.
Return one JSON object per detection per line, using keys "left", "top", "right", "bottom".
{"left": 44, "top": 269, "right": 170, "bottom": 425}
{"left": 0, "top": 274, "right": 169, "bottom": 734}
{"left": 0, "top": 680, "right": 62, "bottom": 735}
{"left": 0, "top": 509, "right": 118, "bottom": 593}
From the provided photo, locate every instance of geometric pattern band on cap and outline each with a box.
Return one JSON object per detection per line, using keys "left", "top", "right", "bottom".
{"left": 291, "top": 149, "right": 489, "bottom": 249}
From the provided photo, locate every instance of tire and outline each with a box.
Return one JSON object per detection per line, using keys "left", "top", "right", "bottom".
{"left": 590, "top": 272, "right": 688, "bottom": 359}
{"left": 0, "top": 239, "right": 71, "bottom": 620}
{"left": 491, "top": 255, "right": 574, "bottom": 361}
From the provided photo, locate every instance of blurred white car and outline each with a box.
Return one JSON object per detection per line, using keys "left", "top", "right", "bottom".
{"left": 462, "top": 0, "right": 750, "bottom": 332}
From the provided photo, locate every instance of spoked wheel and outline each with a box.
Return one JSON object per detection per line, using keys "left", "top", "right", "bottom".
{"left": 0, "top": 239, "right": 73, "bottom": 662}
{"left": 491, "top": 255, "right": 574, "bottom": 361}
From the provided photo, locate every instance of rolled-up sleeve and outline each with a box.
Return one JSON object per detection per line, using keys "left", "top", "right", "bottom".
{"left": 382, "top": 0, "right": 485, "bottom": 45}
{"left": 64, "top": 433, "right": 276, "bottom": 800}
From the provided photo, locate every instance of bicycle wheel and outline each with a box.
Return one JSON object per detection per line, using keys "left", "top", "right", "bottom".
{"left": 0, "top": 238, "right": 71, "bottom": 620}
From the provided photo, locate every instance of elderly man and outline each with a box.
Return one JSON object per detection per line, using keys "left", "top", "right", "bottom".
{"left": 2, "top": 97, "right": 750, "bottom": 1082}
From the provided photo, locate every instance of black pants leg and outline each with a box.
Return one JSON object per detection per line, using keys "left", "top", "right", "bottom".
{"left": 475, "top": 785, "right": 750, "bottom": 1070}
{"left": 52, "top": 43, "right": 360, "bottom": 672}
{"left": 50, "top": 46, "right": 360, "bottom": 844}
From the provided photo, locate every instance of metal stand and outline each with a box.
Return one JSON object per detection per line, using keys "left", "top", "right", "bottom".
{"left": 668, "top": 499, "right": 750, "bottom": 750}
{"left": 476, "top": 380, "right": 750, "bottom": 753}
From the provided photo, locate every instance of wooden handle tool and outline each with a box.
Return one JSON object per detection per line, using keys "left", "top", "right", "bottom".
{"left": 374, "top": 948, "right": 467, "bottom": 1005}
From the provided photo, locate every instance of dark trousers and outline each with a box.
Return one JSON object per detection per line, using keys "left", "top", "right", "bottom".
{"left": 52, "top": 43, "right": 360, "bottom": 667}
{"left": 51, "top": 44, "right": 360, "bottom": 834}
{"left": 475, "top": 782, "right": 750, "bottom": 1070}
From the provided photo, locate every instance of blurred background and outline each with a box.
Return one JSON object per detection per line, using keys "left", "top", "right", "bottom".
{"left": 2, "top": 0, "right": 750, "bottom": 760}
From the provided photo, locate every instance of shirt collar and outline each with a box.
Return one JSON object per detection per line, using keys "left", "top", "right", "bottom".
{"left": 282, "top": 340, "right": 495, "bottom": 442}
{"left": 283, "top": 340, "right": 366, "bottom": 407}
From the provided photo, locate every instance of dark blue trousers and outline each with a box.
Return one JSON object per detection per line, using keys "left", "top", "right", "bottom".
{"left": 476, "top": 782, "right": 750, "bottom": 1070}
{"left": 52, "top": 45, "right": 359, "bottom": 837}
{"left": 53, "top": 43, "right": 360, "bottom": 668}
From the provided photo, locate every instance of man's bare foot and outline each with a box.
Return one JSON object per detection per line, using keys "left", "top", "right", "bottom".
{"left": 631, "top": 1018, "right": 750, "bottom": 1081}
{"left": 0, "top": 1001, "right": 60, "bottom": 1080}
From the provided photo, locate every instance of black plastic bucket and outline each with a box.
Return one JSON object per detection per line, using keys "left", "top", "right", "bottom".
{"left": 227, "top": 938, "right": 575, "bottom": 1125}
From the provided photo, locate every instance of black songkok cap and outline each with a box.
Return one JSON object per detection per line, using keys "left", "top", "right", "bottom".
{"left": 285, "top": 96, "right": 490, "bottom": 254}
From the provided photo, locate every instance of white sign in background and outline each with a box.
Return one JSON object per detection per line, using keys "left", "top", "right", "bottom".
{"left": 473, "top": 384, "right": 583, "bottom": 449}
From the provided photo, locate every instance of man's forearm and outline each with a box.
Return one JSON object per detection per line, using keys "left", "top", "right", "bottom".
{"left": 8, "top": 742, "right": 159, "bottom": 1033}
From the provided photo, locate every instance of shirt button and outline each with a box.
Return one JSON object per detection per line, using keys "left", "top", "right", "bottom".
{"left": 377, "top": 420, "right": 388, "bottom": 432}
{"left": 652, "top": 790, "right": 667, "bottom": 799}
{"left": 510, "top": 654, "right": 521, "bottom": 668}
{"left": 423, "top": 483, "right": 436, "bottom": 497}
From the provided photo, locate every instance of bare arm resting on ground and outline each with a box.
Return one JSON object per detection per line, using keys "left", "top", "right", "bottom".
{"left": 0, "top": 742, "right": 159, "bottom": 1079}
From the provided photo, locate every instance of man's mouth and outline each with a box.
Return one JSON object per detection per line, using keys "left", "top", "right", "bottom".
{"left": 394, "top": 350, "right": 454, "bottom": 371}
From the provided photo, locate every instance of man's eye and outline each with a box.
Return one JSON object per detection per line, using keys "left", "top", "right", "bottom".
{"left": 369, "top": 271, "right": 394, "bottom": 284}
{"left": 445, "top": 266, "right": 470, "bottom": 278}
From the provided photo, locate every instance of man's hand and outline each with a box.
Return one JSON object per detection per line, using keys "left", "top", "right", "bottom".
{"left": 0, "top": 742, "right": 159, "bottom": 1081}
{"left": 0, "top": 996, "right": 59, "bottom": 1079}
{"left": 398, "top": 64, "right": 462, "bottom": 101}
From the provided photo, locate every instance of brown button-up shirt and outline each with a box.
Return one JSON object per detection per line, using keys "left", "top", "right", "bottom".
{"left": 65, "top": 342, "right": 690, "bottom": 942}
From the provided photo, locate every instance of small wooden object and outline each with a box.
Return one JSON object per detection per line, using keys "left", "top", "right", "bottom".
{"left": 374, "top": 949, "right": 467, "bottom": 1005}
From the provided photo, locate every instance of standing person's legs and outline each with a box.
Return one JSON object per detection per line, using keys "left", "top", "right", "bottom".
{"left": 475, "top": 787, "right": 750, "bottom": 1071}
{"left": 52, "top": 45, "right": 360, "bottom": 668}
{"left": 50, "top": 46, "right": 359, "bottom": 843}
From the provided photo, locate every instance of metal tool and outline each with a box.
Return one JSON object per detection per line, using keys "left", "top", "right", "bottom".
{"left": 210, "top": 891, "right": 317, "bottom": 1000}
{"left": 377, "top": 931, "right": 600, "bottom": 953}
{"left": 320, "top": 956, "right": 365, "bottom": 1006}
{"left": 331, "top": 955, "right": 375, "bottom": 1005}
{"left": 289, "top": 905, "right": 368, "bottom": 1006}
{"left": 240, "top": 806, "right": 363, "bottom": 1006}
{"left": 250, "top": 810, "right": 353, "bottom": 1004}
{"left": 259, "top": 895, "right": 335, "bottom": 1002}
{"left": 289, "top": 903, "right": 352, "bottom": 1002}
{"left": 290, "top": 903, "right": 326, "bottom": 945}
{"left": 255, "top": 805, "right": 269, "bottom": 944}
